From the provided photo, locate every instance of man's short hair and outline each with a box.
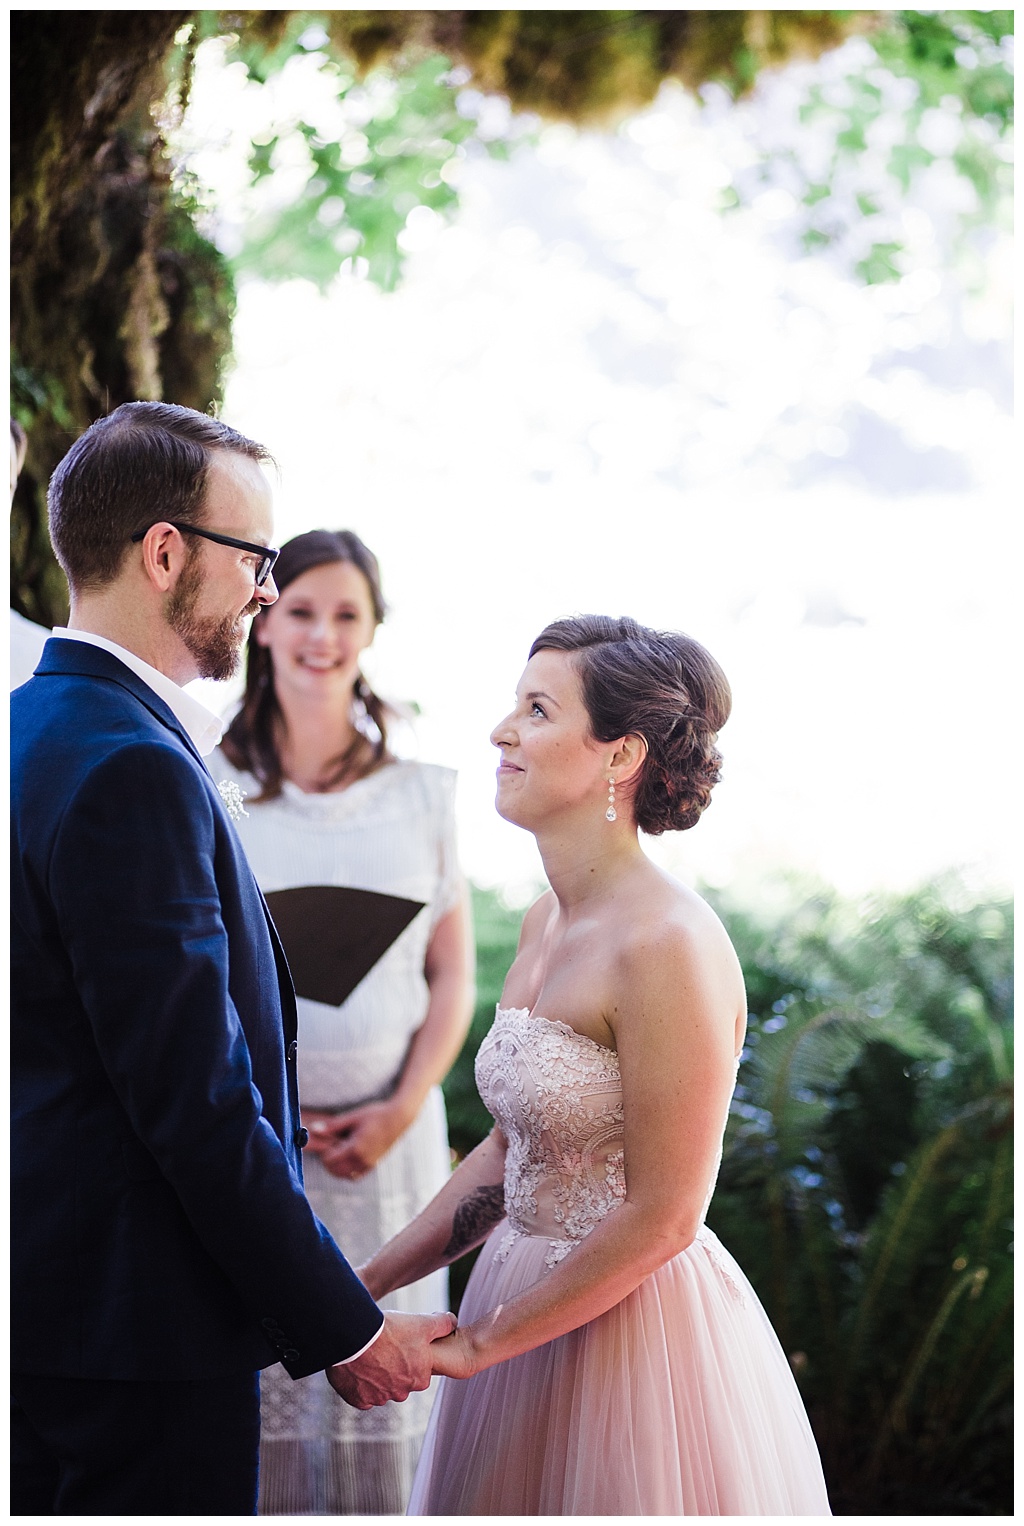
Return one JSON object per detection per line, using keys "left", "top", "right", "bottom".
{"left": 48, "top": 402, "right": 273, "bottom": 591}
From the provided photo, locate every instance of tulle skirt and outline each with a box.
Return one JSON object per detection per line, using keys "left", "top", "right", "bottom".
{"left": 409, "top": 1223, "right": 831, "bottom": 1516}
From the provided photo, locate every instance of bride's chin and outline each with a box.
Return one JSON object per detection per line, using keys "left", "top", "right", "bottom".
{"left": 494, "top": 797, "right": 529, "bottom": 829}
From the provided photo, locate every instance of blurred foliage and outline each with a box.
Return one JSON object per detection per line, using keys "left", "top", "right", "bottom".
{"left": 174, "top": 10, "right": 858, "bottom": 299}
{"left": 200, "top": 10, "right": 1013, "bottom": 298}
{"left": 873, "top": 10, "right": 1013, "bottom": 129}
{"left": 444, "top": 884, "right": 525, "bottom": 1159}
{"left": 220, "top": 24, "right": 515, "bottom": 293}
{"left": 445, "top": 876, "right": 1013, "bottom": 1513}
{"left": 10, "top": 11, "right": 1014, "bottom": 617}
{"left": 724, "top": 10, "right": 1014, "bottom": 282}
{"left": 202, "top": 10, "right": 851, "bottom": 295}
{"left": 221, "top": 10, "right": 857, "bottom": 123}
{"left": 13, "top": 8, "right": 849, "bottom": 617}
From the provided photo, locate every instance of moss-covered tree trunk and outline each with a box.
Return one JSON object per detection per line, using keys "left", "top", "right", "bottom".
{"left": 10, "top": 10, "right": 234, "bottom": 626}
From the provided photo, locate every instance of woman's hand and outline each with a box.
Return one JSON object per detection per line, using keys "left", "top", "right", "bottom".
{"left": 427, "top": 1324, "right": 480, "bottom": 1381}
{"left": 304, "top": 1099, "right": 414, "bottom": 1180}
{"left": 353, "top": 1258, "right": 382, "bottom": 1300}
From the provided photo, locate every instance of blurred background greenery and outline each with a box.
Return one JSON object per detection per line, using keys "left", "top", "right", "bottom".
{"left": 11, "top": 10, "right": 1012, "bottom": 624}
{"left": 446, "top": 879, "right": 1012, "bottom": 1514}
{"left": 11, "top": 12, "right": 1012, "bottom": 1513}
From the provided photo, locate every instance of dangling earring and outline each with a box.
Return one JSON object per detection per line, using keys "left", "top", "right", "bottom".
{"left": 605, "top": 778, "right": 617, "bottom": 823}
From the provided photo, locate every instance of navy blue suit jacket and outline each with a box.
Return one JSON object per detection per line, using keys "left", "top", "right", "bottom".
{"left": 11, "top": 639, "right": 385, "bottom": 1381}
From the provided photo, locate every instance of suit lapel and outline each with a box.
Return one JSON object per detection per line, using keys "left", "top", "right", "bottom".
{"left": 256, "top": 883, "right": 298, "bottom": 1042}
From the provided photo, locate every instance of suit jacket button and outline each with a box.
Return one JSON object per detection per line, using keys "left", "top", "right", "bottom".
{"left": 294, "top": 1126, "right": 310, "bottom": 1148}
{"left": 287, "top": 1041, "right": 298, "bottom": 1061}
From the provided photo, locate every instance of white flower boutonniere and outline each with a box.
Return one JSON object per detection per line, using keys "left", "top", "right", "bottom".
{"left": 217, "top": 779, "right": 249, "bottom": 823}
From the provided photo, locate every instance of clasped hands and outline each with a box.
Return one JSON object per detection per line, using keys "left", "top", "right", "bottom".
{"left": 327, "top": 1310, "right": 477, "bottom": 1409}
{"left": 303, "top": 1101, "right": 412, "bottom": 1182}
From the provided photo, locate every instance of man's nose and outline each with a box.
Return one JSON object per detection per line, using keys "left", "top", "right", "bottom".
{"left": 256, "top": 573, "right": 278, "bottom": 606}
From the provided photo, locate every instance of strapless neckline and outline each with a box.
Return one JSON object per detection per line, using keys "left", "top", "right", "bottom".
{"left": 495, "top": 1003, "right": 619, "bottom": 1059}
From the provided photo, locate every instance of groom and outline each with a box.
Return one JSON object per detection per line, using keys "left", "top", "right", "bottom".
{"left": 10, "top": 403, "right": 456, "bottom": 1514}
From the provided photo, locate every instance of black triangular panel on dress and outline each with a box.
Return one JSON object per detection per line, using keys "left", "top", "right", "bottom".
{"left": 262, "top": 885, "right": 425, "bottom": 1007}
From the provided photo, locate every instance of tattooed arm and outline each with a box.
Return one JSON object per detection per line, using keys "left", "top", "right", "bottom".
{"left": 443, "top": 1183, "right": 505, "bottom": 1259}
{"left": 358, "top": 1128, "right": 508, "bottom": 1301}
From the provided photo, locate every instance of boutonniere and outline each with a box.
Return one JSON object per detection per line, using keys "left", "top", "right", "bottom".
{"left": 217, "top": 779, "right": 249, "bottom": 823}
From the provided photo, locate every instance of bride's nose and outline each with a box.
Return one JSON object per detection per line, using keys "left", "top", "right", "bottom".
{"left": 490, "top": 713, "right": 516, "bottom": 748}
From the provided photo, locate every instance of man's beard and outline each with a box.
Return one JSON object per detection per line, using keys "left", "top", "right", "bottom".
{"left": 168, "top": 554, "right": 260, "bottom": 682}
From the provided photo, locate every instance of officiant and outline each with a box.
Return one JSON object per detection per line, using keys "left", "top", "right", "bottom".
{"left": 209, "top": 528, "right": 474, "bottom": 1515}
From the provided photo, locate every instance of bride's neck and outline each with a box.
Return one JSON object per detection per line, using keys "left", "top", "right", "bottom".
{"left": 534, "top": 821, "right": 647, "bottom": 911}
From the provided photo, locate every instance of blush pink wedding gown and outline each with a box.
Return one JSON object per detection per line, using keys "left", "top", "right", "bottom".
{"left": 408, "top": 1005, "right": 831, "bottom": 1515}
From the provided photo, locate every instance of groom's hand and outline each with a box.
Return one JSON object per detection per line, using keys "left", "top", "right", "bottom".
{"left": 327, "top": 1310, "right": 458, "bottom": 1409}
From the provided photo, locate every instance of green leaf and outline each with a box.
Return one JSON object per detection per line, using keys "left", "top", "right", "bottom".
{"left": 225, "top": 48, "right": 523, "bottom": 295}
{"left": 856, "top": 240, "right": 904, "bottom": 284}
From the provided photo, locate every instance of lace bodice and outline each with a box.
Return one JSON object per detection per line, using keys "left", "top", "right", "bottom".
{"left": 476, "top": 1005, "right": 731, "bottom": 1272}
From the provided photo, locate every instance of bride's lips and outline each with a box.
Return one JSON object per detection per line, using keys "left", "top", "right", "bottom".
{"left": 496, "top": 761, "right": 524, "bottom": 776}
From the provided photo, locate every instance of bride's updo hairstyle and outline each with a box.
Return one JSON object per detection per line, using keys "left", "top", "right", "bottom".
{"left": 529, "top": 615, "right": 731, "bottom": 835}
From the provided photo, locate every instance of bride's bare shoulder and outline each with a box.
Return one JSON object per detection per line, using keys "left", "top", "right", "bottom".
{"left": 516, "top": 888, "right": 558, "bottom": 952}
{"left": 618, "top": 869, "right": 740, "bottom": 975}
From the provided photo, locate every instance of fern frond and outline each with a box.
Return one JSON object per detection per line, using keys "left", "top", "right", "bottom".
{"left": 840, "top": 1120, "right": 963, "bottom": 1397}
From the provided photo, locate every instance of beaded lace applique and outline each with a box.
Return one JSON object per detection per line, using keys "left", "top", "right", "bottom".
{"left": 476, "top": 1006, "right": 626, "bottom": 1270}
{"left": 476, "top": 1005, "right": 742, "bottom": 1284}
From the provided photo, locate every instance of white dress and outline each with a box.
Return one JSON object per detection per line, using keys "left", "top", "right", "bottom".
{"left": 10, "top": 609, "right": 49, "bottom": 689}
{"left": 208, "top": 754, "right": 461, "bottom": 1516}
{"left": 408, "top": 1005, "right": 831, "bottom": 1516}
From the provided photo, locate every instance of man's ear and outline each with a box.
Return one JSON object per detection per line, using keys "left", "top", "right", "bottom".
{"left": 137, "top": 522, "right": 188, "bottom": 594}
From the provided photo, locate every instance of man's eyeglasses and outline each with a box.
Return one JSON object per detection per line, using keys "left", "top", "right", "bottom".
{"left": 131, "top": 522, "right": 280, "bottom": 587}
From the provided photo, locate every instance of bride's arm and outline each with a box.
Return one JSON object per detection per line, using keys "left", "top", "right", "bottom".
{"left": 359, "top": 893, "right": 551, "bottom": 1302}
{"left": 357, "top": 1127, "right": 508, "bottom": 1300}
{"left": 431, "top": 917, "right": 744, "bottom": 1378}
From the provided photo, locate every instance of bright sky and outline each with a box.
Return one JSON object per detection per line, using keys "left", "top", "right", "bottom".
{"left": 178, "top": 36, "right": 1014, "bottom": 905}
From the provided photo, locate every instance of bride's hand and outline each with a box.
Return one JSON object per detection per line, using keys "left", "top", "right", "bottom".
{"left": 428, "top": 1325, "right": 479, "bottom": 1381}
{"left": 355, "top": 1258, "right": 387, "bottom": 1302}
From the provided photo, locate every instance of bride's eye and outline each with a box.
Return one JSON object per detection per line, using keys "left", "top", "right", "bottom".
{"left": 530, "top": 701, "right": 547, "bottom": 718}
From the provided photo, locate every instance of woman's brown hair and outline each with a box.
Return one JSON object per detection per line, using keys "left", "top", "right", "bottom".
{"left": 220, "top": 529, "right": 390, "bottom": 800}
{"left": 529, "top": 614, "right": 732, "bottom": 834}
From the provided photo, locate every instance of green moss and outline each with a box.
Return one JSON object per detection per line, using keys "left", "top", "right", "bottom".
{"left": 10, "top": 12, "right": 233, "bottom": 622}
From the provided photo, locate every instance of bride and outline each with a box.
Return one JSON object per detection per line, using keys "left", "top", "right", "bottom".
{"left": 358, "top": 614, "right": 831, "bottom": 1515}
